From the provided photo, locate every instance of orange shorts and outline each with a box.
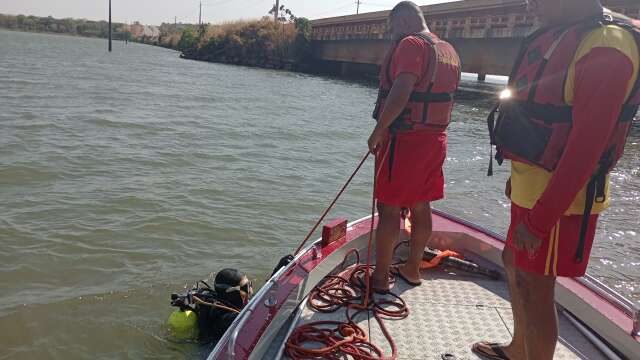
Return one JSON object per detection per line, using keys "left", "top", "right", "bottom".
{"left": 506, "top": 203, "right": 599, "bottom": 277}
{"left": 374, "top": 131, "right": 446, "bottom": 208}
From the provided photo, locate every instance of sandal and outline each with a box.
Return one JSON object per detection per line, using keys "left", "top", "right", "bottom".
{"left": 471, "top": 341, "right": 511, "bottom": 360}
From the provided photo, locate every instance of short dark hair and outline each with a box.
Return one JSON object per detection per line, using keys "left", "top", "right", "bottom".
{"left": 214, "top": 268, "right": 245, "bottom": 289}
{"left": 390, "top": 1, "right": 424, "bottom": 17}
{"left": 214, "top": 268, "right": 247, "bottom": 309}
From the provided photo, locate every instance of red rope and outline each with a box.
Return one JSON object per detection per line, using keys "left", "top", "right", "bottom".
{"left": 286, "top": 146, "right": 406, "bottom": 360}
{"left": 294, "top": 151, "right": 371, "bottom": 256}
{"left": 285, "top": 258, "right": 408, "bottom": 359}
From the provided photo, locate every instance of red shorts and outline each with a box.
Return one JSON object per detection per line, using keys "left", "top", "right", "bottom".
{"left": 506, "top": 203, "right": 599, "bottom": 277}
{"left": 374, "top": 131, "right": 446, "bottom": 208}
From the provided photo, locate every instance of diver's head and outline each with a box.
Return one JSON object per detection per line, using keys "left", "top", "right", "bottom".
{"left": 214, "top": 268, "right": 253, "bottom": 309}
{"left": 388, "top": 1, "right": 429, "bottom": 40}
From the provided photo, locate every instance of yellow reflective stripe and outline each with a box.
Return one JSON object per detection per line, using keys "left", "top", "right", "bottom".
{"left": 544, "top": 224, "right": 557, "bottom": 276}
{"left": 553, "top": 222, "right": 560, "bottom": 276}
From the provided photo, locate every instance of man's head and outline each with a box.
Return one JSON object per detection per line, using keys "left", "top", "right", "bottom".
{"left": 527, "top": 0, "right": 603, "bottom": 26}
{"left": 388, "top": 1, "right": 428, "bottom": 40}
{"left": 214, "top": 268, "right": 253, "bottom": 309}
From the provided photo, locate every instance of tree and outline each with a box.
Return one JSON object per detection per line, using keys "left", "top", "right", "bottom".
{"left": 268, "top": 4, "right": 296, "bottom": 23}
{"left": 177, "top": 27, "right": 199, "bottom": 52}
{"left": 293, "top": 17, "right": 312, "bottom": 62}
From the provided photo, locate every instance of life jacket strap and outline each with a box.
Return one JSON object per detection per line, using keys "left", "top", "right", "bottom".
{"left": 378, "top": 89, "right": 454, "bottom": 103}
{"left": 576, "top": 166, "right": 607, "bottom": 263}
{"left": 619, "top": 104, "right": 639, "bottom": 122}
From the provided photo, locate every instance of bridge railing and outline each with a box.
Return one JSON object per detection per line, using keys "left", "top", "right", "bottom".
{"left": 311, "top": 2, "right": 640, "bottom": 42}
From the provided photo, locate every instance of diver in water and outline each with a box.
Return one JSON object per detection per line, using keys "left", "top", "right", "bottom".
{"left": 168, "top": 268, "right": 253, "bottom": 343}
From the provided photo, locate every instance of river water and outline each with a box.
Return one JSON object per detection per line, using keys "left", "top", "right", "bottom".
{"left": 0, "top": 30, "right": 638, "bottom": 359}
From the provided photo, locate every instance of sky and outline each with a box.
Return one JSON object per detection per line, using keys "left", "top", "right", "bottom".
{"left": 0, "top": 0, "right": 452, "bottom": 26}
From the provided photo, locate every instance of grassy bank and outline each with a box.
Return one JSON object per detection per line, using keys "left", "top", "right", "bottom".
{"left": 0, "top": 12, "right": 313, "bottom": 72}
{"left": 156, "top": 18, "right": 312, "bottom": 71}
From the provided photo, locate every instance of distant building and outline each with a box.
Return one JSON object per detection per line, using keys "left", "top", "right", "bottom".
{"left": 129, "top": 21, "right": 159, "bottom": 40}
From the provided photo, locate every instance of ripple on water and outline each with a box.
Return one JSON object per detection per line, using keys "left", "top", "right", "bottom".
{"left": 0, "top": 30, "right": 639, "bottom": 359}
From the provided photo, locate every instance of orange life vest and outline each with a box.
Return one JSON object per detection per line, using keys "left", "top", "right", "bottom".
{"left": 487, "top": 12, "right": 640, "bottom": 262}
{"left": 489, "top": 13, "right": 640, "bottom": 174}
{"left": 373, "top": 32, "right": 461, "bottom": 133}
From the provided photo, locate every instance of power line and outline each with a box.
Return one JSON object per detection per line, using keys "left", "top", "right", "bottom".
{"left": 309, "top": 1, "right": 355, "bottom": 18}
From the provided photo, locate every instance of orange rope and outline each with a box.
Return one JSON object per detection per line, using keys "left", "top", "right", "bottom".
{"left": 191, "top": 296, "right": 241, "bottom": 314}
{"left": 294, "top": 151, "right": 371, "bottom": 256}
{"left": 285, "top": 146, "right": 405, "bottom": 360}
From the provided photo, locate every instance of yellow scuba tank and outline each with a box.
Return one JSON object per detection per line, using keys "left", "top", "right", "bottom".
{"left": 167, "top": 309, "right": 198, "bottom": 340}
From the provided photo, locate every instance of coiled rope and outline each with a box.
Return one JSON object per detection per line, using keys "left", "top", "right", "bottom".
{"left": 285, "top": 145, "right": 409, "bottom": 359}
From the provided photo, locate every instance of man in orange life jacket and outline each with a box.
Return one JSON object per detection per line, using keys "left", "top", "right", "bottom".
{"left": 479, "top": 0, "right": 640, "bottom": 359}
{"left": 367, "top": 1, "right": 460, "bottom": 292}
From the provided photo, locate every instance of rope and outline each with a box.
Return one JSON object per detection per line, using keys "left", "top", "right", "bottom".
{"left": 192, "top": 295, "right": 241, "bottom": 314}
{"left": 294, "top": 151, "right": 371, "bottom": 256}
{"left": 285, "top": 255, "right": 407, "bottom": 359}
{"left": 285, "top": 145, "right": 406, "bottom": 360}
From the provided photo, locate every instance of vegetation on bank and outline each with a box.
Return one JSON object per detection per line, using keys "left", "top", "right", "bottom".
{"left": 161, "top": 16, "right": 312, "bottom": 69}
{"left": 0, "top": 5, "right": 313, "bottom": 71}
{"left": 0, "top": 13, "right": 131, "bottom": 40}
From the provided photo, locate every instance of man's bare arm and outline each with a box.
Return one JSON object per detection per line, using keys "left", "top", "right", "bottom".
{"left": 376, "top": 73, "right": 418, "bottom": 131}
{"left": 368, "top": 73, "right": 418, "bottom": 152}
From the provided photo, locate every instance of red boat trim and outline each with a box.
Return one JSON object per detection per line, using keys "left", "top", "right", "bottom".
{"left": 210, "top": 215, "right": 377, "bottom": 360}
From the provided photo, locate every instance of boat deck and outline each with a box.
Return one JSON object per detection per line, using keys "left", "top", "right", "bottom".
{"left": 263, "top": 246, "right": 607, "bottom": 360}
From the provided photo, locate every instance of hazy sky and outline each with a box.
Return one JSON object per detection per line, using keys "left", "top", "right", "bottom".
{"left": 0, "top": 0, "right": 451, "bottom": 25}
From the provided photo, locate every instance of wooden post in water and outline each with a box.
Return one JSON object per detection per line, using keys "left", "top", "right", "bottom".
{"left": 108, "top": 0, "right": 112, "bottom": 52}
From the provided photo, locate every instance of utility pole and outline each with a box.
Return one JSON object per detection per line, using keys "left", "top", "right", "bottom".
{"left": 199, "top": 1, "right": 202, "bottom": 26}
{"left": 175, "top": 16, "right": 177, "bottom": 26}
{"left": 356, "top": 0, "right": 361, "bottom": 14}
{"left": 108, "top": 0, "right": 112, "bottom": 52}
{"left": 274, "top": 0, "right": 280, "bottom": 22}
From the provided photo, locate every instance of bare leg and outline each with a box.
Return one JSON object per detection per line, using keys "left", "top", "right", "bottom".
{"left": 371, "top": 202, "right": 400, "bottom": 291}
{"left": 518, "top": 269, "right": 558, "bottom": 360}
{"left": 396, "top": 201, "right": 432, "bottom": 283}
{"left": 475, "top": 248, "right": 527, "bottom": 359}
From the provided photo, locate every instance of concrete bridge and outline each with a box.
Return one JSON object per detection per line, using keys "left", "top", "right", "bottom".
{"left": 310, "top": 0, "right": 640, "bottom": 79}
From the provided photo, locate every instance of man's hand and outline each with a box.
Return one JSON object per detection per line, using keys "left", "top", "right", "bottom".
{"left": 368, "top": 127, "right": 387, "bottom": 154}
{"left": 512, "top": 222, "right": 543, "bottom": 257}
{"left": 505, "top": 177, "right": 512, "bottom": 199}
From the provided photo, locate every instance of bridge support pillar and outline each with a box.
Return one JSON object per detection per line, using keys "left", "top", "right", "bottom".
{"left": 478, "top": 73, "right": 486, "bottom": 82}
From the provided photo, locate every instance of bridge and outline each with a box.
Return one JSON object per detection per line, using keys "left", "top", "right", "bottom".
{"left": 309, "top": 0, "right": 640, "bottom": 79}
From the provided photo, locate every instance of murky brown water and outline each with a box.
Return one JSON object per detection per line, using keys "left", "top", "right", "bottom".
{"left": 0, "top": 30, "right": 638, "bottom": 359}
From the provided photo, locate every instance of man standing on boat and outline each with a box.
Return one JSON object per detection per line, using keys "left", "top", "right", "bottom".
{"left": 480, "top": 0, "right": 640, "bottom": 359}
{"left": 367, "top": 2, "right": 461, "bottom": 292}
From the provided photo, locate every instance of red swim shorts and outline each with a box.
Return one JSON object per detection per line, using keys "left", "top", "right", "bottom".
{"left": 506, "top": 203, "right": 599, "bottom": 277}
{"left": 374, "top": 130, "right": 446, "bottom": 208}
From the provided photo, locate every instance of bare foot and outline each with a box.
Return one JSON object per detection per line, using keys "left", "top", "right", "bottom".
{"left": 370, "top": 269, "right": 390, "bottom": 292}
{"left": 394, "top": 264, "right": 422, "bottom": 286}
